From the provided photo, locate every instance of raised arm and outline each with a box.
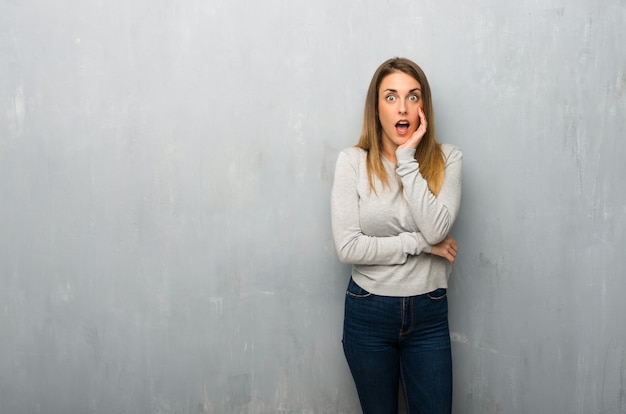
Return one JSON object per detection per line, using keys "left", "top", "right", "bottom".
{"left": 395, "top": 146, "right": 463, "bottom": 245}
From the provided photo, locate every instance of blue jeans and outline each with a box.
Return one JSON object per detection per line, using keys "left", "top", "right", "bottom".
{"left": 343, "top": 278, "right": 452, "bottom": 414}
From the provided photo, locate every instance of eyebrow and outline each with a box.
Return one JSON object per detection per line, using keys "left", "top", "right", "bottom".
{"left": 383, "top": 88, "right": 422, "bottom": 93}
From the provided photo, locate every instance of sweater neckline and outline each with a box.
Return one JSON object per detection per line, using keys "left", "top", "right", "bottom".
{"left": 381, "top": 154, "right": 397, "bottom": 168}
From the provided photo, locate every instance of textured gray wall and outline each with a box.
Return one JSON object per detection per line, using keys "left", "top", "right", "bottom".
{"left": 1, "top": 1, "right": 625, "bottom": 413}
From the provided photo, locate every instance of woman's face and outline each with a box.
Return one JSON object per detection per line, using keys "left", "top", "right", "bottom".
{"left": 377, "top": 71, "right": 423, "bottom": 153}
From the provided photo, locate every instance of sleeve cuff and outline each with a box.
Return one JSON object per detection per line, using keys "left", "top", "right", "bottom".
{"left": 396, "top": 148, "right": 416, "bottom": 163}
{"left": 400, "top": 232, "right": 432, "bottom": 255}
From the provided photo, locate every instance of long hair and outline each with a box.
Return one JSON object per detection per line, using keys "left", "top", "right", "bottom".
{"left": 356, "top": 57, "right": 445, "bottom": 195}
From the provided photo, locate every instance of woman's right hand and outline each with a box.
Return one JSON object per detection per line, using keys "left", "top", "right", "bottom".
{"left": 431, "top": 235, "right": 458, "bottom": 264}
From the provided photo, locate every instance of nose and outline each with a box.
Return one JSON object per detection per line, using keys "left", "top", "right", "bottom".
{"left": 398, "top": 100, "right": 407, "bottom": 114}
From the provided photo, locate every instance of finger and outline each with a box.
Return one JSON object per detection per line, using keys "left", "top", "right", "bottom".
{"left": 419, "top": 107, "right": 427, "bottom": 128}
{"left": 444, "top": 240, "right": 456, "bottom": 253}
{"left": 416, "top": 121, "right": 426, "bottom": 135}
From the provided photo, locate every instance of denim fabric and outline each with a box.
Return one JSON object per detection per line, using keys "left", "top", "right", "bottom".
{"left": 342, "top": 278, "right": 452, "bottom": 414}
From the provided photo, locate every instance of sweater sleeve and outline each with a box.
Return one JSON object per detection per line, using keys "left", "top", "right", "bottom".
{"left": 395, "top": 146, "right": 463, "bottom": 245}
{"left": 330, "top": 150, "right": 432, "bottom": 265}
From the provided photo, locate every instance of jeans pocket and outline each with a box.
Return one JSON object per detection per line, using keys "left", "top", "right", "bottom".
{"left": 346, "top": 278, "right": 372, "bottom": 299}
{"left": 426, "top": 288, "right": 447, "bottom": 301}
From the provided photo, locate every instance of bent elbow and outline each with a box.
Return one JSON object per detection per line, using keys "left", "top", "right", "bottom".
{"left": 423, "top": 223, "right": 451, "bottom": 246}
{"left": 337, "top": 244, "right": 358, "bottom": 264}
{"left": 424, "top": 234, "right": 445, "bottom": 246}
{"left": 334, "top": 241, "right": 352, "bottom": 263}
{"left": 423, "top": 208, "right": 454, "bottom": 245}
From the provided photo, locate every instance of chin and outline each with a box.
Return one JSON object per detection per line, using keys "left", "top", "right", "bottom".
{"left": 396, "top": 135, "right": 411, "bottom": 145}
{"left": 397, "top": 138, "right": 409, "bottom": 146}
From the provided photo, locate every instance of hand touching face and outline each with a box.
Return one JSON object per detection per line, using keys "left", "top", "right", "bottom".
{"left": 378, "top": 71, "right": 427, "bottom": 156}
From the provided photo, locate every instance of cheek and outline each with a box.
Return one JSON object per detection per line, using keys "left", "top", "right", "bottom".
{"left": 415, "top": 106, "right": 424, "bottom": 124}
{"left": 378, "top": 109, "right": 394, "bottom": 125}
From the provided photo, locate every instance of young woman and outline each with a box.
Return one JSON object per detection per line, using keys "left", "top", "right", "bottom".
{"left": 331, "top": 57, "right": 462, "bottom": 413}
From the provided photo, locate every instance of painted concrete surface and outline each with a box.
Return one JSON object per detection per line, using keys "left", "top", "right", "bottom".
{"left": 1, "top": 0, "right": 625, "bottom": 412}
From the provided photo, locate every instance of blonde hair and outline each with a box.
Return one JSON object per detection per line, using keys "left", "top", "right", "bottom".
{"left": 356, "top": 57, "right": 444, "bottom": 195}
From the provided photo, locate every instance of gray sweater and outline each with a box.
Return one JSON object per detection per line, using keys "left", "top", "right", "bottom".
{"left": 331, "top": 144, "right": 463, "bottom": 297}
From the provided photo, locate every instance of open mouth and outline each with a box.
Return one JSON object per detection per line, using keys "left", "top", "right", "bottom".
{"left": 395, "top": 121, "right": 410, "bottom": 135}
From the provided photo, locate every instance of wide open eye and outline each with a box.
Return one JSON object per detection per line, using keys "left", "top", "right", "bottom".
{"left": 409, "top": 94, "right": 420, "bottom": 102}
{"left": 385, "top": 95, "right": 396, "bottom": 102}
